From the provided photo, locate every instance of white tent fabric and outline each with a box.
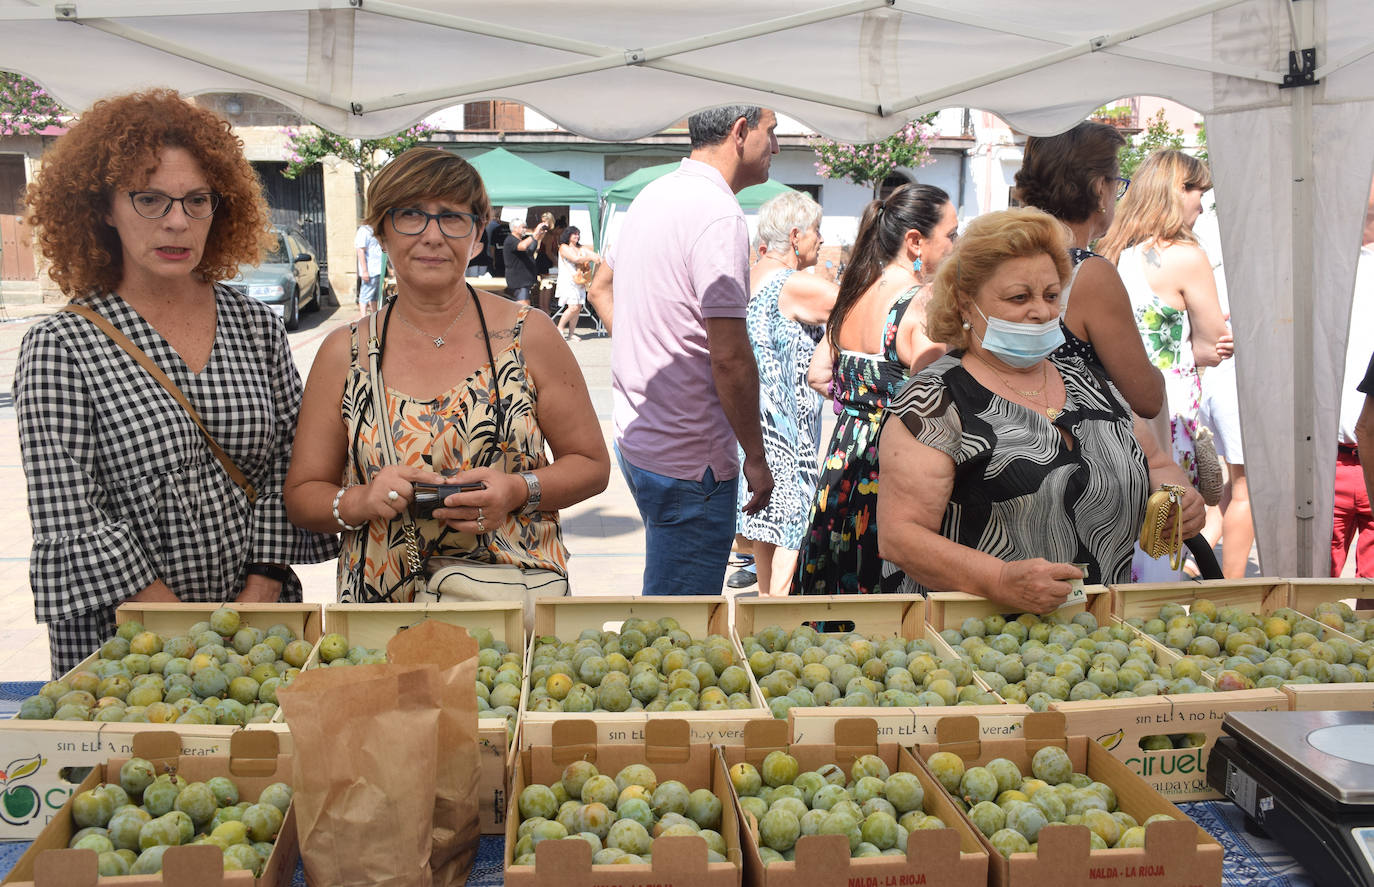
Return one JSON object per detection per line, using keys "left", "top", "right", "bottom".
{"left": 5, "top": 0, "right": 1374, "bottom": 575}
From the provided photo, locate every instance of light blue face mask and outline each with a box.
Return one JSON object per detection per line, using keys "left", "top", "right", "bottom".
{"left": 973, "top": 304, "right": 1065, "bottom": 368}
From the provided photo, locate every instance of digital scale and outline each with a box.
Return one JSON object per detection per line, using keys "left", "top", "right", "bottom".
{"left": 1207, "top": 710, "right": 1374, "bottom": 887}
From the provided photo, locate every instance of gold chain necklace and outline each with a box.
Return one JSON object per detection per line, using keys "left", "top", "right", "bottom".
{"left": 969, "top": 350, "right": 1062, "bottom": 420}
{"left": 395, "top": 294, "right": 471, "bottom": 349}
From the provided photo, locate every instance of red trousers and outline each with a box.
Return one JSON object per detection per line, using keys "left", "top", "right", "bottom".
{"left": 1331, "top": 446, "right": 1374, "bottom": 577}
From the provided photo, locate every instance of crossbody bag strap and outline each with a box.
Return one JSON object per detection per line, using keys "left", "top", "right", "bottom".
{"left": 471, "top": 286, "right": 507, "bottom": 469}
{"left": 62, "top": 303, "right": 258, "bottom": 505}
{"left": 365, "top": 311, "right": 424, "bottom": 598}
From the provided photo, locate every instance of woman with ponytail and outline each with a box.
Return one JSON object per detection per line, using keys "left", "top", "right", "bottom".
{"left": 794, "top": 183, "right": 957, "bottom": 594}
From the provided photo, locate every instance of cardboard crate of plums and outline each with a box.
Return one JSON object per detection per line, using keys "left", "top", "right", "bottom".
{"left": 734, "top": 595, "right": 1031, "bottom": 745}
{"left": 915, "top": 712, "right": 1223, "bottom": 887}
{"left": 3, "top": 730, "right": 296, "bottom": 886}
{"left": 1109, "top": 580, "right": 1371, "bottom": 756}
{"left": 0, "top": 604, "right": 311, "bottom": 839}
{"left": 926, "top": 589, "right": 1286, "bottom": 801}
{"left": 505, "top": 718, "right": 742, "bottom": 887}
{"left": 720, "top": 717, "right": 988, "bottom": 887}
{"left": 519, "top": 597, "right": 768, "bottom": 749}
{"left": 319, "top": 602, "right": 523, "bottom": 834}
{"left": 1276, "top": 578, "right": 1374, "bottom": 711}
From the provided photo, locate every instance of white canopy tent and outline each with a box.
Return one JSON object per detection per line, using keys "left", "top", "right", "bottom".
{"left": 5, "top": 0, "right": 1374, "bottom": 576}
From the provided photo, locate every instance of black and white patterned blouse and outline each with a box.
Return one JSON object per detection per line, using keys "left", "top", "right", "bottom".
{"left": 881, "top": 352, "right": 1147, "bottom": 592}
{"left": 14, "top": 284, "right": 338, "bottom": 675}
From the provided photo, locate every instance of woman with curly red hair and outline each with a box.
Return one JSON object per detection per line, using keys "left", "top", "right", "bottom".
{"left": 14, "top": 89, "right": 337, "bottom": 676}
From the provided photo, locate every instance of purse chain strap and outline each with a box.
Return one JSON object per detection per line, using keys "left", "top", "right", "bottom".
{"left": 1161, "top": 483, "right": 1185, "bottom": 571}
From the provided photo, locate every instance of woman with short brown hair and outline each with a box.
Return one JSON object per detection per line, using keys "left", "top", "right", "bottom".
{"left": 285, "top": 148, "right": 609, "bottom": 603}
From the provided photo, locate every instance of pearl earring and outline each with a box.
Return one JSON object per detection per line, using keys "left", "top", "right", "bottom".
{"left": 961, "top": 321, "right": 972, "bottom": 330}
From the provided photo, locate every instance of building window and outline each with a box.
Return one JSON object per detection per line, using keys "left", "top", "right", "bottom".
{"left": 788, "top": 184, "right": 822, "bottom": 202}
{"left": 463, "top": 101, "right": 525, "bottom": 131}
{"left": 879, "top": 172, "right": 913, "bottom": 201}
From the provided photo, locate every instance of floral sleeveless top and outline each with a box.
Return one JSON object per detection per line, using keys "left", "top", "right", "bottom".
{"left": 336, "top": 307, "right": 567, "bottom": 602}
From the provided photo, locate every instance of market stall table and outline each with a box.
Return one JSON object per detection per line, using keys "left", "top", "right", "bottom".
{"left": 0, "top": 683, "right": 1315, "bottom": 886}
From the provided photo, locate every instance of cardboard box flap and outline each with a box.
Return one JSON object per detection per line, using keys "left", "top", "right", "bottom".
{"left": 792, "top": 832, "right": 852, "bottom": 870}
{"left": 643, "top": 719, "right": 691, "bottom": 764}
{"left": 1023, "top": 711, "right": 1067, "bottom": 748}
{"left": 28, "top": 845, "right": 256, "bottom": 886}
{"left": 649, "top": 835, "right": 711, "bottom": 873}
{"left": 548, "top": 719, "right": 599, "bottom": 766}
{"left": 740, "top": 807, "right": 760, "bottom": 843}
{"left": 905, "top": 824, "right": 964, "bottom": 869}
{"left": 228, "top": 728, "right": 281, "bottom": 777}
{"left": 532, "top": 836, "right": 595, "bottom": 874}
{"left": 34, "top": 849, "right": 97, "bottom": 887}
{"left": 1143, "top": 818, "right": 1203, "bottom": 858}
{"left": 743, "top": 717, "right": 789, "bottom": 752}
{"left": 832, "top": 717, "right": 878, "bottom": 759}
{"left": 934, "top": 715, "right": 983, "bottom": 759}
{"left": 1034, "top": 823, "right": 1093, "bottom": 867}
{"left": 130, "top": 730, "right": 182, "bottom": 768}
{"left": 163, "top": 844, "right": 256, "bottom": 884}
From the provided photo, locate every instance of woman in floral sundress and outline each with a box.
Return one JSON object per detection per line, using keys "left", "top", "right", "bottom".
{"left": 793, "top": 184, "right": 958, "bottom": 594}
{"left": 1098, "top": 150, "right": 1234, "bottom": 486}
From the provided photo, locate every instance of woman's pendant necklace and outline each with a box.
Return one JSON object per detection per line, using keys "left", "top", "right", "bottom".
{"left": 972, "top": 351, "right": 1061, "bottom": 419}
{"left": 397, "top": 294, "right": 471, "bottom": 348}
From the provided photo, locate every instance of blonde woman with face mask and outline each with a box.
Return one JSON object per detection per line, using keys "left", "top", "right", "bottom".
{"left": 876, "top": 209, "right": 1204, "bottom": 610}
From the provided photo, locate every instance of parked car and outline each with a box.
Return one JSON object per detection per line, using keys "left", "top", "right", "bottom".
{"left": 225, "top": 226, "right": 324, "bottom": 330}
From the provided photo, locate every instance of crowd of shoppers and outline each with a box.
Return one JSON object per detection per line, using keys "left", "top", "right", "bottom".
{"left": 25, "top": 92, "right": 1374, "bottom": 678}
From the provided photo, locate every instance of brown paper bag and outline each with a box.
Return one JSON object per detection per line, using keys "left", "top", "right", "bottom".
{"left": 386, "top": 620, "right": 482, "bottom": 887}
{"left": 279, "top": 663, "right": 441, "bottom": 887}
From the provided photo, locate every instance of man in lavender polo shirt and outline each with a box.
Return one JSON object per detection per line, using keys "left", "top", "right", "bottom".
{"left": 588, "top": 106, "right": 779, "bottom": 595}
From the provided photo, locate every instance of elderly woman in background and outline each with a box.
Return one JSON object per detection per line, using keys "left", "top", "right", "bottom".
{"left": 1014, "top": 123, "right": 1166, "bottom": 422}
{"left": 876, "top": 209, "right": 1204, "bottom": 610}
{"left": 554, "top": 226, "right": 600, "bottom": 340}
{"left": 15, "top": 89, "right": 338, "bottom": 676}
{"left": 285, "top": 148, "right": 609, "bottom": 603}
{"left": 794, "top": 184, "right": 956, "bottom": 594}
{"left": 736, "top": 191, "right": 838, "bottom": 596}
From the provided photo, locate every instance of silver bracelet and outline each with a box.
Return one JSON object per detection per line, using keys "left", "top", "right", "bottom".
{"left": 332, "top": 485, "right": 364, "bottom": 531}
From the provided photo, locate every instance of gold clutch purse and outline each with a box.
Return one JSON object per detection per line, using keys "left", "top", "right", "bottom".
{"left": 1139, "top": 483, "right": 1186, "bottom": 569}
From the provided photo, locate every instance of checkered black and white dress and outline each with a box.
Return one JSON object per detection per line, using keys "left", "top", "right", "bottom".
{"left": 14, "top": 285, "right": 339, "bottom": 677}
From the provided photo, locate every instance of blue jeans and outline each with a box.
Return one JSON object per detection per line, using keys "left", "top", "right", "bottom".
{"left": 616, "top": 446, "right": 737, "bottom": 596}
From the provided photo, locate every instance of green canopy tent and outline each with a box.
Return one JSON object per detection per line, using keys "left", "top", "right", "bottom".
{"left": 600, "top": 162, "right": 794, "bottom": 246}
{"left": 466, "top": 147, "right": 603, "bottom": 249}
{"left": 602, "top": 162, "right": 794, "bottom": 208}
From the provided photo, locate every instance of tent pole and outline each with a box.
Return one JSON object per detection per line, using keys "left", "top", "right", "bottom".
{"left": 1289, "top": 0, "right": 1317, "bottom": 576}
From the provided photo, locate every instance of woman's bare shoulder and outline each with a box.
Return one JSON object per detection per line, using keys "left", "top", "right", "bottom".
{"left": 1154, "top": 240, "right": 1212, "bottom": 273}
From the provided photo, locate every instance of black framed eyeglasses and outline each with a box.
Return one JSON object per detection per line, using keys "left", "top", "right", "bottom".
{"left": 1116, "top": 177, "right": 1131, "bottom": 200}
{"left": 127, "top": 191, "right": 220, "bottom": 220}
{"left": 387, "top": 207, "right": 480, "bottom": 239}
